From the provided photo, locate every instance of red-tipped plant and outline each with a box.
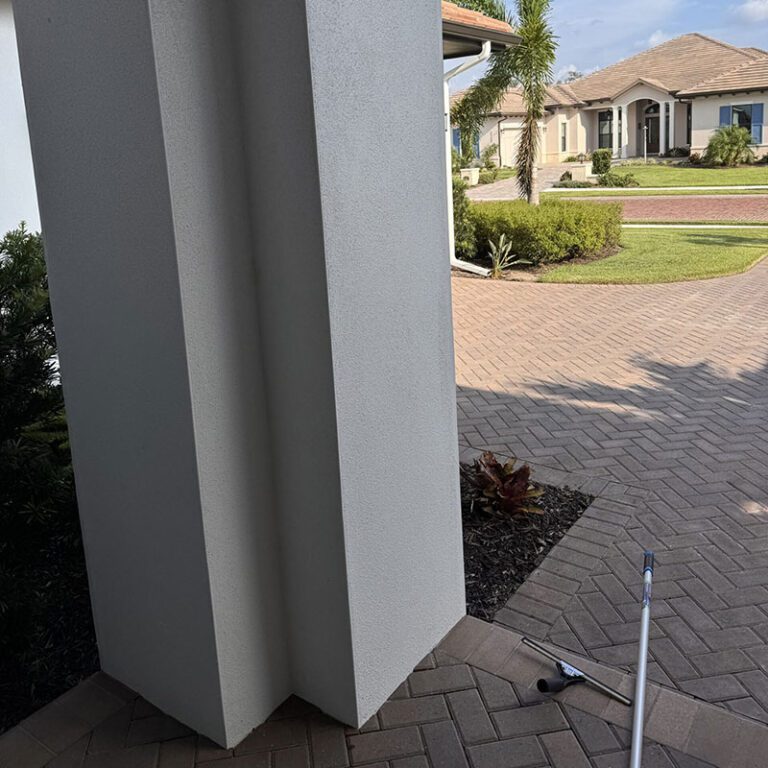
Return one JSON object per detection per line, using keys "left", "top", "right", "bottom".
{"left": 461, "top": 451, "right": 543, "bottom": 517}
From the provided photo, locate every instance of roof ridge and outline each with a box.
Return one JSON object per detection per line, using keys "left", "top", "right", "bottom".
{"left": 683, "top": 52, "right": 767, "bottom": 92}
{"left": 689, "top": 32, "right": 762, "bottom": 58}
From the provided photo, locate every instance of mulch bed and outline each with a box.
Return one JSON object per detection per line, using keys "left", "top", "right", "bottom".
{"left": 451, "top": 246, "right": 622, "bottom": 282}
{"left": 462, "top": 474, "right": 593, "bottom": 621}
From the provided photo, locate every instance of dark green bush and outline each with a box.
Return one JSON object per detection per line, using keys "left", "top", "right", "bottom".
{"left": 453, "top": 176, "right": 476, "bottom": 260}
{"left": 478, "top": 168, "right": 500, "bottom": 185}
{"left": 591, "top": 148, "right": 612, "bottom": 175}
{"left": 552, "top": 180, "right": 597, "bottom": 188}
{"left": 0, "top": 224, "right": 97, "bottom": 731}
{"left": 469, "top": 199, "right": 622, "bottom": 266}
{"left": 598, "top": 171, "right": 639, "bottom": 188}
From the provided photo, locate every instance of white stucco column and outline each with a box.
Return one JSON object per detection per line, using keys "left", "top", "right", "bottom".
{"left": 660, "top": 101, "right": 668, "bottom": 155}
{"left": 612, "top": 105, "right": 620, "bottom": 158}
{"left": 620, "top": 105, "right": 630, "bottom": 159}
{"left": 668, "top": 101, "right": 676, "bottom": 152}
{"left": 13, "top": 0, "right": 464, "bottom": 748}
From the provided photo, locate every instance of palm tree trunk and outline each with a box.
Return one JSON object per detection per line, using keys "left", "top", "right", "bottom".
{"left": 530, "top": 162, "right": 540, "bottom": 205}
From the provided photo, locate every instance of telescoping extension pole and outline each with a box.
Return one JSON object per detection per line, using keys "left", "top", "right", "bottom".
{"left": 630, "top": 551, "right": 655, "bottom": 768}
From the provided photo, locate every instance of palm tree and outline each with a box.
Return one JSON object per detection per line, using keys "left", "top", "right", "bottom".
{"left": 704, "top": 125, "right": 755, "bottom": 167}
{"left": 451, "top": 0, "right": 556, "bottom": 204}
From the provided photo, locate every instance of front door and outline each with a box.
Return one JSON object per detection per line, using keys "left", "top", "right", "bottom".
{"left": 644, "top": 115, "right": 660, "bottom": 154}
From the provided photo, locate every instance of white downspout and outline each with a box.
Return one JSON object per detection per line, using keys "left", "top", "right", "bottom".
{"left": 444, "top": 41, "right": 492, "bottom": 277}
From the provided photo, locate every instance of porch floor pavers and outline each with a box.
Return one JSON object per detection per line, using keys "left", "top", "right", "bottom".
{"left": 452, "top": 261, "right": 768, "bottom": 726}
{"left": 2, "top": 619, "right": 743, "bottom": 768}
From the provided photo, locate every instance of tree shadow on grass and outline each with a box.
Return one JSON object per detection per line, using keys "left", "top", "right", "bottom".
{"left": 680, "top": 232, "right": 768, "bottom": 249}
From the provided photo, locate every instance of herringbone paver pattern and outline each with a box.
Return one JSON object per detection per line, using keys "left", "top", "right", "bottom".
{"left": 3, "top": 655, "right": 716, "bottom": 768}
{"left": 453, "top": 262, "right": 768, "bottom": 723}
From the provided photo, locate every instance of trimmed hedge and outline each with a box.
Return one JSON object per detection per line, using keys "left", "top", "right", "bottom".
{"left": 592, "top": 148, "right": 612, "bottom": 175}
{"left": 469, "top": 200, "right": 622, "bottom": 266}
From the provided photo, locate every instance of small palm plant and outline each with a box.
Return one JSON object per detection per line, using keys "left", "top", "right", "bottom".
{"left": 704, "top": 125, "right": 755, "bottom": 167}
{"left": 488, "top": 234, "right": 530, "bottom": 278}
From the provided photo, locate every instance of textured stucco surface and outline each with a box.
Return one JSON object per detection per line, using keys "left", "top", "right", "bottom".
{"left": 305, "top": 0, "right": 466, "bottom": 725}
{"left": 14, "top": 0, "right": 465, "bottom": 746}
{"left": 147, "top": 1, "right": 291, "bottom": 746}
{"left": 13, "top": 0, "right": 228, "bottom": 741}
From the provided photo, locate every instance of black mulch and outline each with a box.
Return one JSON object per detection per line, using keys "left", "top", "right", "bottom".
{"left": 462, "top": 476, "right": 593, "bottom": 622}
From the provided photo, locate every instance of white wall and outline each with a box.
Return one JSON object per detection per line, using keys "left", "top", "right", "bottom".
{"left": 15, "top": 0, "right": 464, "bottom": 746}
{"left": 0, "top": 1, "right": 38, "bottom": 233}
{"left": 691, "top": 94, "right": 767, "bottom": 158}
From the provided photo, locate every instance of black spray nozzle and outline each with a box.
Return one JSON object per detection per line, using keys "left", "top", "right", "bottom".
{"left": 537, "top": 676, "right": 578, "bottom": 694}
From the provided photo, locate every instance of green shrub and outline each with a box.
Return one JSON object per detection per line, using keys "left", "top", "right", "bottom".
{"left": 453, "top": 176, "right": 476, "bottom": 260}
{"left": 478, "top": 168, "right": 500, "bottom": 185}
{"left": 598, "top": 171, "right": 639, "bottom": 188}
{"left": 480, "top": 143, "right": 498, "bottom": 170}
{"left": 564, "top": 155, "right": 580, "bottom": 163}
{"left": 553, "top": 180, "right": 597, "bottom": 188}
{"left": 469, "top": 199, "right": 622, "bottom": 266}
{"left": 451, "top": 148, "right": 462, "bottom": 175}
{"left": 559, "top": 171, "right": 573, "bottom": 181}
{"left": 591, "top": 148, "right": 612, "bottom": 175}
{"left": 0, "top": 224, "right": 97, "bottom": 730}
{"left": 704, "top": 125, "right": 755, "bottom": 167}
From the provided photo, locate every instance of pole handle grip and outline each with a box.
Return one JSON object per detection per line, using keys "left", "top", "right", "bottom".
{"left": 643, "top": 551, "right": 655, "bottom": 574}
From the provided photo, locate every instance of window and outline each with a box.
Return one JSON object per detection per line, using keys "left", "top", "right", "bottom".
{"left": 720, "top": 103, "right": 764, "bottom": 144}
{"left": 732, "top": 104, "right": 753, "bottom": 132}
{"left": 686, "top": 103, "right": 692, "bottom": 146}
{"left": 561, "top": 122, "right": 567, "bottom": 152}
{"left": 598, "top": 110, "right": 613, "bottom": 149}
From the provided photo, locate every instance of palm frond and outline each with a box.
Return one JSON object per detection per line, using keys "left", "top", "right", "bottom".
{"left": 451, "top": 0, "right": 556, "bottom": 203}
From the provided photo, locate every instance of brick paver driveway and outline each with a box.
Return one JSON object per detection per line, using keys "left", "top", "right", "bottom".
{"left": 453, "top": 262, "right": 768, "bottom": 723}
{"left": 575, "top": 194, "right": 768, "bottom": 222}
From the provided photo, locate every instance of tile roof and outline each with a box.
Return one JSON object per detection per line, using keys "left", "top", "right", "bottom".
{"left": 565, "top": 33, "right": 765, "bottom": 102}
{"left": 473, "top": 84, "right": 583, "bottom": 116}
{"left": 441, "top": 1, "right": 514, "bottom": 36}
{"left": 679, "top": 55, "right": 768, "bottom": 96}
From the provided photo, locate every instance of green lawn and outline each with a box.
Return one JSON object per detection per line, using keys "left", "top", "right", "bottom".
{"left": 540, "top": 229, "right": 768, "bottom": 284}
{"left": 611, "top": 163, "right": 768, "bottom": 187}
{"left": 496, "top": 168, "right": 517, "bottom": 181}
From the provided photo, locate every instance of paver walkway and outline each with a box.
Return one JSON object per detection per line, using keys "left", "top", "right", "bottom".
{"left": 467, "top": 166, "right": 570, "bottom": 201}
{"left": 453, "top": 260, "right": 768, "bottom": 724}
{"left": 570, "top": 195, "right": 768, "bottom": 223}
{"left": 4, "top": 621, "right": 736, "bottom": 768}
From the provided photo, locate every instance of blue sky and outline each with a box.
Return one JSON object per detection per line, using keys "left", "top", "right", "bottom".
{"left": 448, "top": 0, "right": 768, "bottom": 91}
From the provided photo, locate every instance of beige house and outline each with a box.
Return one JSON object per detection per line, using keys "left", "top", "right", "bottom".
{"left": 463, "top": 34, "right": 768, "bottom": 165}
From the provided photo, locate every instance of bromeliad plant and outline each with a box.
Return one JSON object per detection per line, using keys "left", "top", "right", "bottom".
{"left": 487, "top": 234, "right": 530, "bottom": 278}
{"left": 461, "top": 451, "right": 543, "bottom": 516}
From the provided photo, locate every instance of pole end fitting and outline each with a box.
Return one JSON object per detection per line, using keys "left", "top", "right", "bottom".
{"left": 643, "top": 551, "right": 655, "bottom": 574}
